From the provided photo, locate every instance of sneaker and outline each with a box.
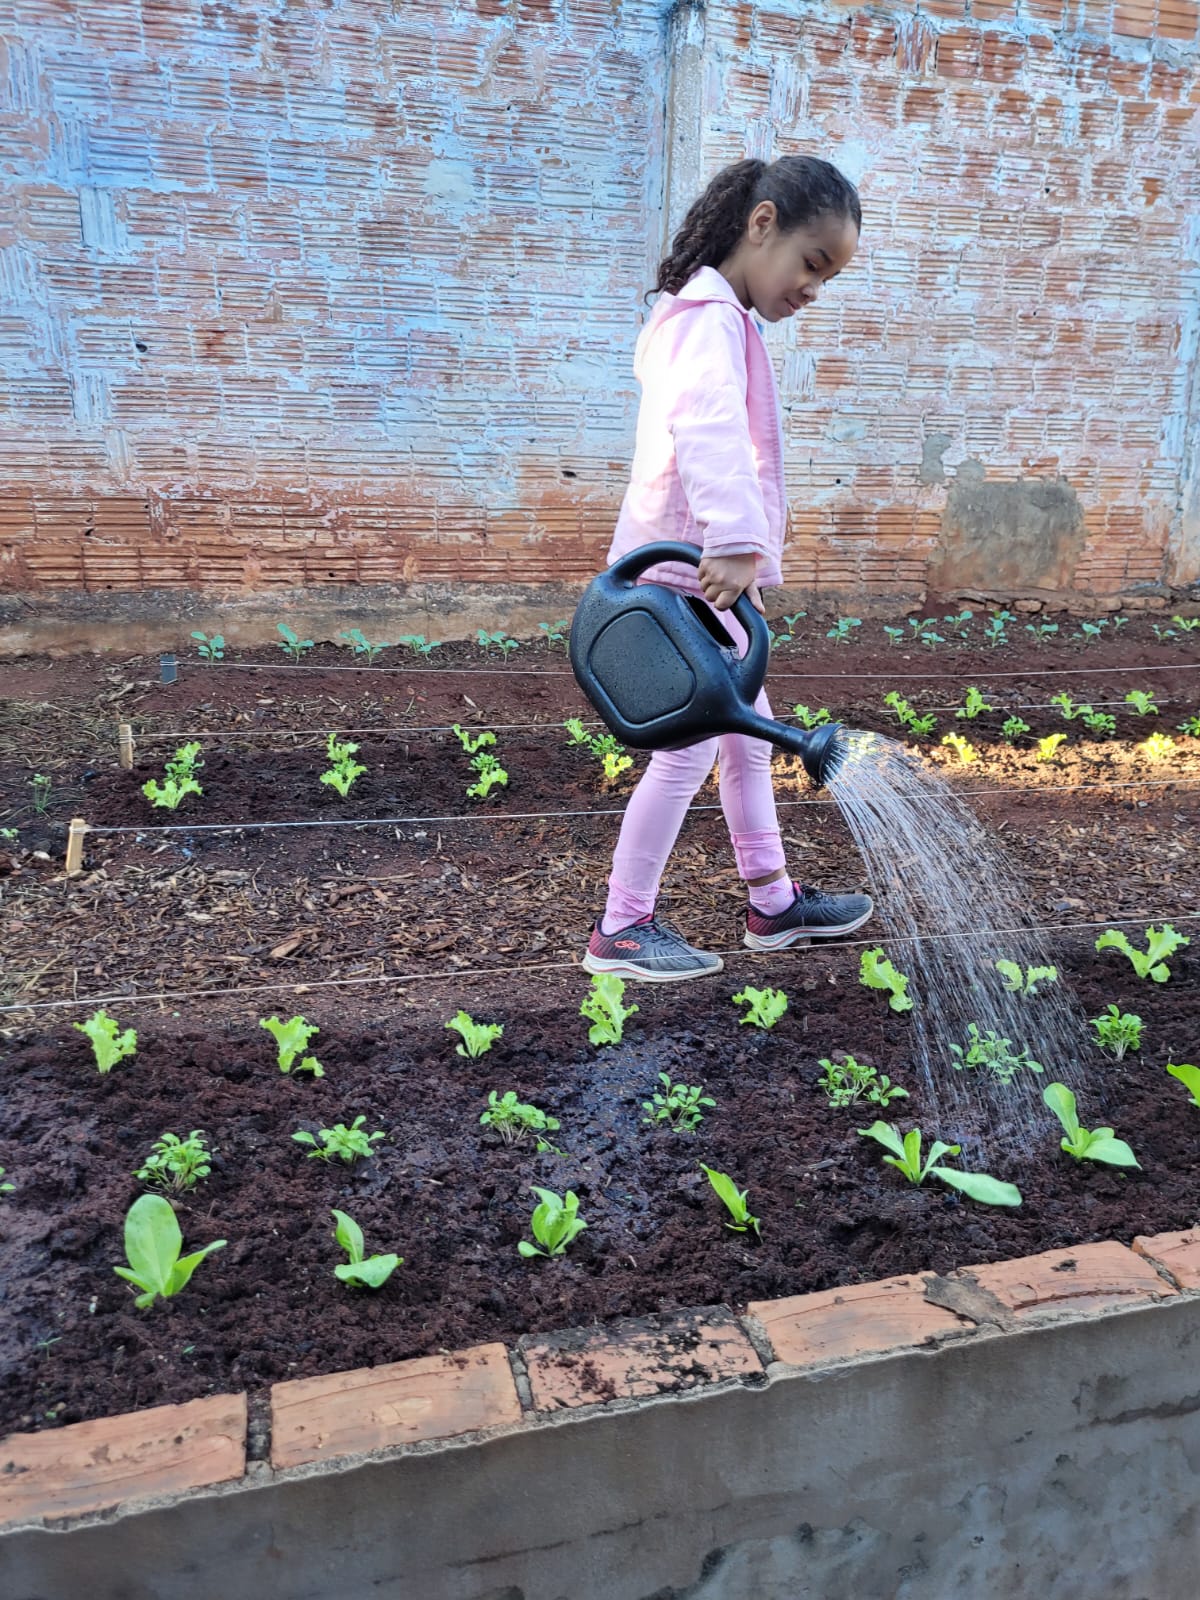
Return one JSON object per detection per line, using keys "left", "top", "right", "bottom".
{"left": 744, "top": 881, "right": 874, "bottom": 951}
{"left": 583, "top": 914, "right": 724, "bottom": 984}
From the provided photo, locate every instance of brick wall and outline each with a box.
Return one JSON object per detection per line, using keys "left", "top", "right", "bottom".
{"left": 0, "top": 0, "right": 1198, "bottom": 608}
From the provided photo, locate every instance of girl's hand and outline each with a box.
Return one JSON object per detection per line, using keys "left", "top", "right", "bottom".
{"left": 697, "top": 552, "right": 765, "bottom": 614}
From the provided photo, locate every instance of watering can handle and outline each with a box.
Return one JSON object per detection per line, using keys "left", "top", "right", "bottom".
{"left": 605, "top": 541, "right": 771, "bottom": 697}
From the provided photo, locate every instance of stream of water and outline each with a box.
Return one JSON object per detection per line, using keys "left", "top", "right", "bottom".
{"left": 826, "top": 730, "right": 1091, "bottom": 1157}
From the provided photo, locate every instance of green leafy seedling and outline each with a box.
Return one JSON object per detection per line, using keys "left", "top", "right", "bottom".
{"left": 73, "top": 1009, "right": 137, "bottom": 1075}
{"left": 451, "top": 724, "right": 496, "bottom": 755}
{"left": 518, "top": 1187, "right": 586, "bottom": 1258}
{"left": 331, "top": 1209, "right": 401, "bottom": 1289}
{"left": 949, "top": 1023, "right": 1042, "bottom": 1085}
{"left": 1075, "top": 619, "right": 1109, "bottom": 644}
{"left": 563, "top": 717, "right": 592, "bottom": 745}
{"left": 190, "top": 630, "right": 225, "bottom": 662}
{"left": 732, "top": 985, "right": 788, "bottom": 1030}
{"left": 818, "top": 1054, "right": 908, "bottom": 1109}
{"left": 983, "top": 610, "right": 1015, "bottom": 647}
{"left": 1025, "top": 621, "right": 1059, "bottom": 645}
{"left": 792, "top": 704, "right": 832, "bottom": 729}
{"left": 1124, "top": 690, "right": 1159, "bottom": 716}
{"left": 581, "top": 972, "right": 638, "bottom": 1045}
{"left": 642, "top": 1071, "right": 715, "bottom": 1134}
{"left": 338, "top": 627, "right": 384, "bottom": 663}
{"left": 943, "top": 608, "right": 974, "bottom": 638}
{"left": 941, "top": 731, "right": 978, "bottom": 764}
{"left": 955, "top": 687, "right": 993, "bottom": 720}
{"left": 320, "top": 732, "right": 367, "bottom": 797}
{"left": 293, "top": 1115, "right": 385, "bottom": 1164}
{"left": 859, "top": 948, "right": 913, "bottom": 1013}
{"left": 538, "top": 619, "right": 568, "bottom": 649}
{"left": 907, "top": 616, "right": 944, "bottom": 649}
{"left": 477, "top": 628, "right": 519, "bottom": 657}
{"left": 480, "top": 1090, "right": 561, "bottom": 1152}
{"left": 136, "top": 1131, "right": 212, "bottom": 1194}
{"left": 396, "top": 634, "right": 439, "bottom": 656}
{"left": 142, "top": 741, "right": 204, "bottom": 810}
{"left": 1043, "top": 1083, "right": 1139, "bottom": 1168}
{"left": 883, "top": 625, "right": 905, "bottom": 647}
{"left": 0, "top": 1168, "right": 14, "bottom": 1196}
{"left": 1090, "top": 1004, "right": 1143, "bottom": 1062}
{"left": 1177, "top": 714, "right": 1200, "bottom": 737}
{"left": 698, "top": 1163, "right": 761, "bottom": 1236}
{"left": 1080, "top": 710, "right": 1116, "bottom": 738}
{"left": 1173, "top": 615, "right": 1200, "bottom": 633}
{"left": 1095, "top": 924, "right": 1190, "bottom": 983}
{"left": 466, "top": 752, "right": 509, "bottom": 798}
{"left": 826, "top": 616, "right": 862, "bottom": 644}
{"left": 446, "top": 1011, "right": 503, "bottom": 1058}
{"left": 1036, "top": 732, "right": 1067, "bottom": 761}
{"left": 1166, "top": 1062, "right": 1200, "bottom": 1108}
{"left": 277, "top": 622, "right": 314, "bottom": 661}
{"left": 602, "top": 747, "right": 633, "bottom": 781}
{"left": 31, "top": 773, "right": 52, "bottom": 813}
{"left": 1050, "top": 692, "right": 1083, "bottom": 721}
{"left": 994, "top": 960, "right": 1058, "bottom": 997}
{"left": 857, "top": 1122, "right": 1022, "bottom": 1206}
{"left": 113, "top": 1193, "right": 226, "bottom": 1309}
{"left": 260, "top": 1014, "right": 323, "bottom": 1077}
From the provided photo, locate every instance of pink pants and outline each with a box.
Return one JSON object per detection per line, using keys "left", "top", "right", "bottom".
{"left": 604, "top": 598, "right": 787, "bottom": 928}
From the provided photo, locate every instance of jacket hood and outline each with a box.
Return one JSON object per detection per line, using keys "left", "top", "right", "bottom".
{"left": 634, "top": 267, "right": 753, "bottom": 380}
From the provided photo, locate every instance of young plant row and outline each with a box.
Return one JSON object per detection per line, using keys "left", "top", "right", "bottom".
{"left": 190, "top": 621, "right": 572, "bottom": 665}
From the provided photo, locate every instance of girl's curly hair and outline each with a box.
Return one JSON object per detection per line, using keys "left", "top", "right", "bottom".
{"left": 653, "top": 155, "right": 861, "bottom": 297}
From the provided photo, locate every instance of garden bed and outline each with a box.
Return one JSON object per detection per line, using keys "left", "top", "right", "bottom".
{"left": 2, "top": 610, "right": 1199, "bottom": 1439}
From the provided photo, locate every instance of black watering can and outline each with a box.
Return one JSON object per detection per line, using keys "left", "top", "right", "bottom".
{"left": 568, "top": 541, "right": 848, "bottom": 788}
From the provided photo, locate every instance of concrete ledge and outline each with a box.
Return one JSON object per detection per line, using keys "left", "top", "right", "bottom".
{"left": 1, "top": 1246, "right": 1195, "bottom": 1598}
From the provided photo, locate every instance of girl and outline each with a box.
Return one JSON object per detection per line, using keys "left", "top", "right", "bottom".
{"left": 583, "top": 155, "right": 874, "bottom": 983}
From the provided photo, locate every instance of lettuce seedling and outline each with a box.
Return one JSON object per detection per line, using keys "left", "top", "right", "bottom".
{"left": 581, "top": 973, "right": 638, "bottom": 1045}
{"left": 857, "top": 1122, "right": 1022, "bottom": 1206}
{"left": 338, "top": 627, "right": 384, "bottom": 663}
{"left": 642, "top": 1071, "right": 715, "bottom": 1133}
{"left": 396, "top": 634, "right": 439, "bottom": 656}
{"left": 446, "top": 1010, "right": 503, "bottom": 1057}
{"left": 1140, "top": 731, "right": 1177, "bottom": 761}
{"left": 113, "top": 1193, "right": 226, "bottom": 1309}
{"left": 452, "top": 724, "right": 496, "bottom": 755}
{"left": 941, "top": 732, "right": 978, "bottom": 764}
{"left": 320, "top": 732, "right": 367, "bottom": 797}
{"left": 74, "top": 1008, "right": 137, "bottom": 1074}
{"left": 293, "top": 1115, "right": 385, "bottom": 1164}
{"left": 792, "top": 704, "right": 832, "bottom": 729}
{"left": 480, "top": 1090, "right": 561, "bottom": 1152}
{"left": 136, "top": 1131, "right": 212, "bottom": 1194}
{"left": 699, "top": 1163, "right": 761, "bottom": 1236}
{"left": 467, "top": 752, "right": 509, "bottom": 798}
{"left": 277, "top": 622, "right": 314, "bottom": 660}
{"left": 1124, "top": 690, "right": 1159, "bottom": 716}
{"left": 1050, "top": 692, "right": 1085, "bottom": 721}
{"left": 1036, "top": 732, "right": 1067, "bottom": 761}
{"left": 1042, "top": 1083, "right": 1139, "bottom": 1168}
{"left": 260, "top": 1014, "right": 323, "bottom": 1076}
{"left": 1080, "top": 710, "right": 1116, "bottom": 737}
{"left": 859, "top": 948, "right": 914, "bottom": 1013}
{"left": 518, "top": 1187, "right": 586, "bottom": 1258}
{"left": 1090, "top": 1004, "right": 1143, "bottom": 1061}
{"left": 1, "top": 1168, "right": 14, "bottom": 1196}
{"left": 600, "top": 745, "right": 633, "bottom": 781}
{"left": 331, "top": 1209, "right": 401, "bottom": 1289}
{"left": 1173, "top": 615, "right": 1200, "bottom": 632}
{"left": 826, "top": 617, "right": 862, "bottom": 644}
{"left": 818, "top": 1055, "right": 908, "bottom": 1109}
{"left": 955, "top": 687, "right": 994, "bottom": 720}
{"left": 1166, "top": 1062, "right": 1200, "bottom": 1108}
{"left": 1177, "top": 714, "right": 1200, "bottom": 737}
{"left": 142, "top": 741, "right": 204, "bottom": 810}
{"left": 732, "top": 985, "right": 788, "bottom": 1029}
{"left": 190, "top": 630, "right": 225, "bottom": 662}
{"left": 1001, "top": 716, "right": 1031, "bottom": 743}
{"left": 949, "top": 1024, "right": 1042, "bottom": 1085}
{"left": 1095, "top": 924, "right": 1190, "bottom": 983}
{"left": 883, "top": 691, "right": 937, "bottom": 739}
{"left": 994, "top": 959, "right": 1058, "bottom": 997}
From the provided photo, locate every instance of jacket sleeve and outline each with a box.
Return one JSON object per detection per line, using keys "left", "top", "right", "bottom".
{"left": 660, "top": 301, "right": 771, "bottom": 561}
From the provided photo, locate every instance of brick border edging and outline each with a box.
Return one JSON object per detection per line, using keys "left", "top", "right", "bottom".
{"left": 3, "top": 1230, "right": 1196, "bottom": 1531}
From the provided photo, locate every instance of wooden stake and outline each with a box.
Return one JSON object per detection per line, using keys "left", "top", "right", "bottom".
{"left": 118, "top": 722, "right": 135, "bottom": 770}
{"left": 65, "top": 817, "right": 88, "bottom": 877}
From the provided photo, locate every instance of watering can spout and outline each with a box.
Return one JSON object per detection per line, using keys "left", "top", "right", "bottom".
{"left": 745, "top": 715, "right": 849, "bottom": 788}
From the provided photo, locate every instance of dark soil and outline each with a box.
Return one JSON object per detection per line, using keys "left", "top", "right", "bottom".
{"left": 2, "top": 614, "right": 1200, "bottom": 1436}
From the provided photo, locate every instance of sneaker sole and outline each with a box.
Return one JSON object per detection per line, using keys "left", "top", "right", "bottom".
{"left": 743, "top": 905, "right": 874, "bottom": 952}
{"left": 581, "top": 951, "right": 724, "bottom": 984}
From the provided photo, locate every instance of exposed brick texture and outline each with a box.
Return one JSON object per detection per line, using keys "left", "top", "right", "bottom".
{"left": 0, "top": 1, "right": 1197, "bottom": 603}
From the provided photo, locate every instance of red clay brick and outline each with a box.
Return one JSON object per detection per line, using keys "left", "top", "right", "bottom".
{"left": 1132, "top": 1229, "right": 1200, "bottom": 1288}
{"left": 522, "top": 1308, "right": 761, "bottom": 1411}
{"left": 0, "top": 1394, "right": 246, "bottom": 1528}
{"left": 747, "top": 1276, "right": 973, "bottom": 1368}
{"left": 270, "top": 1344, "right": 520, "bottom": 1470}
{"left": 957, "top": 1242, "right": 1175, "bottom": 1318}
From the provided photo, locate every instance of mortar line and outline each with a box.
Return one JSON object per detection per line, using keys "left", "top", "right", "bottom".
{"left": 3, "top": 912, "right": 1197, "bottom": 1017}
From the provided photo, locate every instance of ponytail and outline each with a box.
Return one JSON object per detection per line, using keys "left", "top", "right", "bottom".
{"left": 652, "top": 154, "right": 861, "bottom": 298}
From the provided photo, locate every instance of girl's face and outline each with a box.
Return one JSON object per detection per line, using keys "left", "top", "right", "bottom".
{"left": 724, "top": 202, "right": 860, "bottom": 324}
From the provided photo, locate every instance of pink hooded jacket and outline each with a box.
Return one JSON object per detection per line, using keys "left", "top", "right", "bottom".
{"left": 606, "top": 265, "right": 787, "bottom": 598}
